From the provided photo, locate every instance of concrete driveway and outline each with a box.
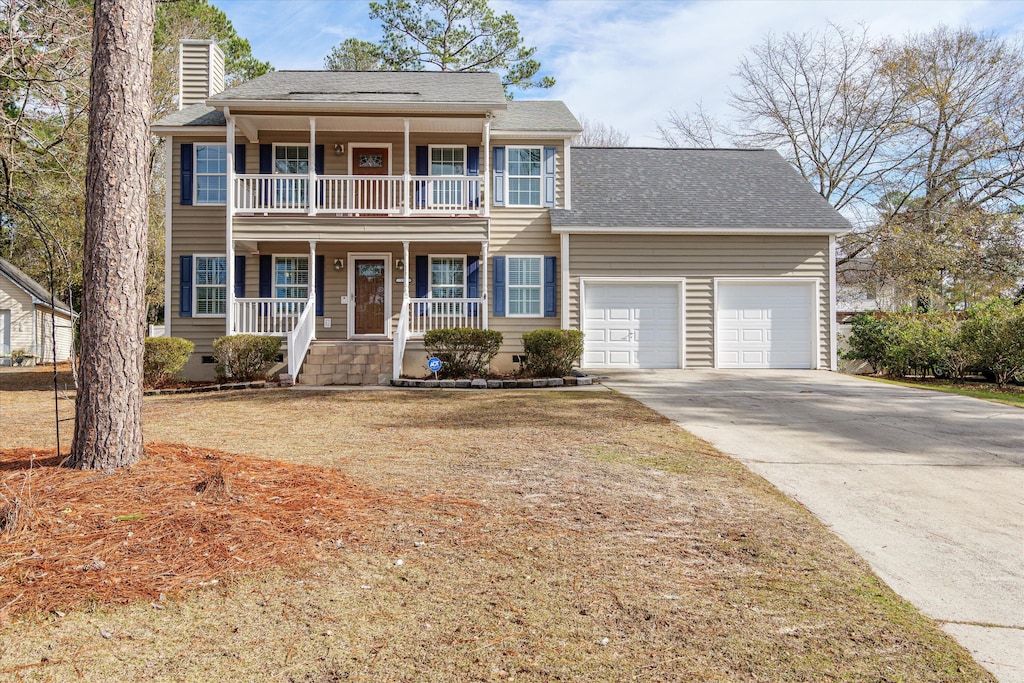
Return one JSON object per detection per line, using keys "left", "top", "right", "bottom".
{"left": 602, "top": 369, "right": 1024, "bottom": 682}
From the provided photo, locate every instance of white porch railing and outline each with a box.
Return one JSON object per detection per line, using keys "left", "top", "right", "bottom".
{"left": 392, "top": 298, "right": 410, "bottom": 381}
{"left": 232, "top": 174, "right": 483, "bottom": 216}
{"left": 233, "top": 298, "right": 308, "bottom": 336}
{"left": 287, "top": 296, "right": 317, "bottom": 379}
{"left": 407, "top": 297, "right": 484, "bottom": 336}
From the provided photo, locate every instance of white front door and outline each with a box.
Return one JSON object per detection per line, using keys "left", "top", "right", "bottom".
{"left": 716, "top": 281, "right": 816, "bottom": 369}
{"left": 583, "top": 282, "right": 681, "bottom": 369}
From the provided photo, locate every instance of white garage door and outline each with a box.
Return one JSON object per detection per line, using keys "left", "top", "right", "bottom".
{"left": 583, "top": 283, "right": 680, "bottom": 368}
{"left": 716, "top": 281, "right": 816, "bottom": 369}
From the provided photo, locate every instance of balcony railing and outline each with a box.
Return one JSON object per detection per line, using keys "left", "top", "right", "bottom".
{"left": 407, "top": 297, "right": 484, "bottom": 336}
{"left": 233, "top": 174, "right": 484, "bottom": 216}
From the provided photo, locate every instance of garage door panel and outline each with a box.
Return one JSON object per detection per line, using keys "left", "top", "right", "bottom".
{"left": 584, "top": 283, "right": 681, "bottom": 369}
{"left": 717, "top": 282, "right": 815, "bottom": 369}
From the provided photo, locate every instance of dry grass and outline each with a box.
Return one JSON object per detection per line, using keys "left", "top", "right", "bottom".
{"left": 0, "top": 376, "right": 992, "bottom": 682}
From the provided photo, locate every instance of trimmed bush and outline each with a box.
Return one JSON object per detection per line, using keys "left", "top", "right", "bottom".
{"left": 212, "top": 334, "right": 281, "bottom": 382}
{"left": 522, "top": 329, "right": 585, "bottom": 378}
{"left": 842, "top": 313, "right": 886, "bottom": 373}
{"left": 962, "top": 299, "right": 1024, "bottom": 387}
{"left": 143, "top": 337, "right": 194, "bottom": 387}
{"left": 423, "top": 327, "right": 503, "bottom": 378}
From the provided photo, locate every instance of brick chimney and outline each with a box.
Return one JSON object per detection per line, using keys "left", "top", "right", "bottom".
{"left": 178, "top": 40, "right": 225, "bottom": 109}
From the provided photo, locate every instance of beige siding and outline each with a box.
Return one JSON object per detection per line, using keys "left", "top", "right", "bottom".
{"left": 568, "top": 234, "right": 832, "bottom": 368}
{"left": 180, "top": 42, "right": 223, "bottom": 107}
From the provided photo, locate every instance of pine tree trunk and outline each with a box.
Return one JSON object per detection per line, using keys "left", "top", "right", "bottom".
{"left": 67, "top": 0, "right": 155, "bottom": 470}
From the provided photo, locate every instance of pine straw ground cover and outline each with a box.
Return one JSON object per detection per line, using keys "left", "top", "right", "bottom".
{"left": 0, "top": 379, "right": 991, "bottom": 681}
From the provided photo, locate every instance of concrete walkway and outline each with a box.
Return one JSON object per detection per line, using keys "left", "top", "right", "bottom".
{"left": 602, "top": 369, "right": 1024, "bottom": 682}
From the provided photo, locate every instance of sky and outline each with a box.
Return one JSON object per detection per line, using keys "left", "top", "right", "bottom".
{"left": 211, "top": 0, "right": 1024, "bottom": 145}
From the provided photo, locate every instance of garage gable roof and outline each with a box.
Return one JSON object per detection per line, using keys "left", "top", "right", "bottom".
{"left": 552, "top": 148, "right": 851, "bottom": 233}
{"left": 0, "top": 257, "right": 73, "bottom": 315}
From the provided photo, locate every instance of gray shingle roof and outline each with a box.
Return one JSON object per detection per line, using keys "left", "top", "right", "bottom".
{"left": 210, "top": 70, "right": 506, "bottom": 105}
{"left": 491, "top": 101, "right": 581, "bottom": 133}
{"left": 0, "top": 257, "right": 73, "bottom": 314}
{"left": 152, "top": 103, "right": 225, "bottom": 128}
{"left": 551, "top": 148, "right": 851, "bottom": 232}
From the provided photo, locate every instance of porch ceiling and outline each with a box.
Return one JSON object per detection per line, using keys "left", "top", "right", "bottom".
{"left": 232, "top": 114, "right": 486, "bottom": 137}
{"left": 232, "top": 216, "right": 489, "bottom": 244}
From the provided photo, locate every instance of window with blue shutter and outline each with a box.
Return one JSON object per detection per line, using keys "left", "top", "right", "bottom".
{"left": 415, "top": 255, "right": 429, "bottom": 315}
{"left": 492, "top": 255, "right": 506, "bottom": 317}
{"left": 415, "top": 146, "right": 428, "bottom": 208}
{"left": 543, "top": 146, "right": 556, "bottom": 208}
{"left": 259, "top": 254, "right": 272, "bottom": 298}
{"left": 315, "top": 254, "right": 325, "bottom": 315}
{"left": 234, "top": 255, "right": 245, "bottom": 298}
{"left": 179, "top": 255, "right": 193, "bottom": 317}
{"left": 492, "top": 146, "right": 505, "bottom": 207}
{"left": 466, "top": 255, "right": 480, "bottom": 316}
{"left": 543, "top": 256, "right": 557, "bottom": 317}
{"left": 467, "top": 147, "right": 480, "bottom": 207}
{"left": 234, "top": 144, "right": 246, "bottom": 174}
{"left": 259, "top": 144, "right": 272, "bottom": 205}
{"left": 180, "top": 143, "right": 193, "bottom": 205}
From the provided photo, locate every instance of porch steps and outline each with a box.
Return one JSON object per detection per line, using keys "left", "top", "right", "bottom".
{"left": 296, "top": 340, "right": 393, "bottom": 386}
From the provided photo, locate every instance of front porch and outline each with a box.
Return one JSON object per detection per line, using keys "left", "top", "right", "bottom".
{"left": 226, "top": 239, "right": 489, "bottom": 383}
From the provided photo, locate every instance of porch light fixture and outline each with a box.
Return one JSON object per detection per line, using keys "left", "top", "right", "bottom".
{"left": 333, "top": 143, "right": 344, "bottom": 156}
{"left": 395, "top": 258, "right": 405, "bottom": 271}
{"left": 333, "top": 258, "right": 343, "bottom": 271}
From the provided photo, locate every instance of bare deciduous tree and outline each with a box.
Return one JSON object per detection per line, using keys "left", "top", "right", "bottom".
{"left": 68, "top": 0, "right": 155, "bottom": 470}
{"left": 574, "top": 114, "right": 630, "bottom": 147}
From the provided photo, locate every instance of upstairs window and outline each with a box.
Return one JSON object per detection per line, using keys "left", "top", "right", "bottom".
{"left": 430, "top": 146, "right": 465, "bottom": 175}
{"left": 507, "top": 147, "right": 542, "bottom": 206}
{"left": 274, "top": 145, "right": 309, "bottom": 174}
{"left": 195, "top": 144, "right": 227, "bottom": 205}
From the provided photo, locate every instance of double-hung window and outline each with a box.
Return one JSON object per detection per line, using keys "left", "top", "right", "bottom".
{"left": 507, "top": 256, "right": 542, "bottom": 316}
{"left": 430, "top": 256, "right": 465, "bottom": 315}
{"left": 275, "top": 256, "right": 309, "bottom": 299}
{"left": 195, "top": 144, "right": 227, "bottom": 205}
{"left": 195, "top": 255, "right": 227, "bottom": 316}
{"left": 429, "top": 146, "right": 465, "bottom": 207}
{"left": 507, "top": 147, "right": 542, "bottom": 207}
{"left": 273, "top": 145, "right": 309, "bottom": 208}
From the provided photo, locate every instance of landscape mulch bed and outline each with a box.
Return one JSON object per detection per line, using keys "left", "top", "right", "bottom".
{"left": 0, "top": 443, "right": 476, "bottom": 621}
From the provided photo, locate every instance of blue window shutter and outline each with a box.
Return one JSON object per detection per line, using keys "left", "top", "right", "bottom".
{"left": 466, "top": 255, "right": 479, "bottom": 317}
{"left": 180, "top": 143, "right": 193, "bottom": 205}
{"left": 234, "top": 255, "right": 245, "bottom": 298}
{"left": 544, "top": 256, "right": 557, "bottom": 317}
{"left": 314, "top": 145, "right": 325, "bottom": 205}
{"left": 492, "top": 255, "right": 506, "bottom": 317}
{"left": 543, "top": 146, "right": 556, "bottom": 208}
{"left": 466, "top": 147, "right": 480, "bottom": 207}
{"left": 415, "top": 146, "right": 428, "bottom": 175}
{"left": 259, "top": 254, "right": 272, "bottom": 298}
{"left": 259, "top": 144, "right": 272, "bottom": 174}
{"left": 492, "top": 146, "right": 505, "bottom": 207}
{"left": 415, "top": 255, "right": 428, "bottom": 298}
{"left": 315, "top": 254, "right": 325, "bottom": 315}
{"left": 234, "top": 144, "right": 246, "bottom": 174}
{"left": 179, "top": 255, "right": 193, "bottom": 317}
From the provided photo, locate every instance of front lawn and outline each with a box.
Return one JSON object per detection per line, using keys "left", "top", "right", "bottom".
{"left": 860, "top": 375, "right": 1024, "bottom": 408}
{"left": 0, "top": 382, "right": 991, "bottom": 681}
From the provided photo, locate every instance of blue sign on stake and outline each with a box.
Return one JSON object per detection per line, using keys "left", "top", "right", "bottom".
{"left": 427, "top": 356, "right": 442, "bottom": 373}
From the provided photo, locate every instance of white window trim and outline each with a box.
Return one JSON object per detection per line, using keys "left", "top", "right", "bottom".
{"left": 347, "top": 252, "right": 393, "bottom": 339}
{"left": 194, "top": 143, "right": 227, "bottom": 206}
{"left": 427, "top": 254, "right": 467, "bottom": 298}
{"left": 271, "top": 143, "right": 310, "bottom": 175}
{"left": 578, "top": 277, "right": 687, "bottom": 369}
{"left": 346, "top": 142, "right": 394, "bottom": 176}
{"left": 505, "top": 145, "right": 544, "bottom": 208}
{"left": 712, "top": 277, "right": 821, "bottom": 370}
{"left": 427, "top": 145, "right": 467, "bottom": 176}
{"left": 193, "top": 253, "right": 227, "bottom": 318}
{"left": 272, "top": 254, "right": 310, "bottom": 300}
{"left": 505, "top": 254, "right": 545, "bottom": 318}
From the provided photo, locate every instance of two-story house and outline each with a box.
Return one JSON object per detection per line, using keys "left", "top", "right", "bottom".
{"left": 153, "top": 41, "right": 850, "bottom": 384}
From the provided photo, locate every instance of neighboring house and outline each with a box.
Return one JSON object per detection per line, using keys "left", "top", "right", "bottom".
{"left": 152, "top": 40, "right": 850, "bottom": 384}
{"left": 0, "top": 257, "right": 75, "bottom": 364}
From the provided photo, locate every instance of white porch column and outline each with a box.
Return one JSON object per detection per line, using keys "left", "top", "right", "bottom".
{"left": 308, "top": 117, "right": 317, "bottom": 216}
{"left": 163, "top": 135, "right": 173, "bottom": 337}
{"left": 402, "top": 241, "right": 410, "bottom": 301}
{"left": 403, "top": 118, "right": 411, "bottom": 216}
{"left": 481, "top": 241, "right": 489, "bottom": 329}
{"left": 225, "top": 113, "right": 235, "bottom": 335}
{"left": 309, "top": 240, "right": 317, "bottom": 340}
{"left": 482, "top": 119, "right": 491, "bottom": 218}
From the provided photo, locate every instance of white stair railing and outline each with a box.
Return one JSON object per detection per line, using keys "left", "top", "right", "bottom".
{"left": 286, "top": 295, "right": 316, "bottom": 380}
{"left": 407, "top": 297, "right": 483, "bottom": 336}
{"left": 392, "top": 298, "right": 410, "bottom": 381}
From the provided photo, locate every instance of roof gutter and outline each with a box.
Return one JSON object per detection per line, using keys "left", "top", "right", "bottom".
{"left": 204, "top": 100, "right": 506, "bottom": 115}
{"left": 550, "top": 225, "right": 851, "bottom": 236}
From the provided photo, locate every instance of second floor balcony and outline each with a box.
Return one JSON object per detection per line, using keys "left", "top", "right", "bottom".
{"left": 233, "top": 173, "right": 483, "bottom": 217}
